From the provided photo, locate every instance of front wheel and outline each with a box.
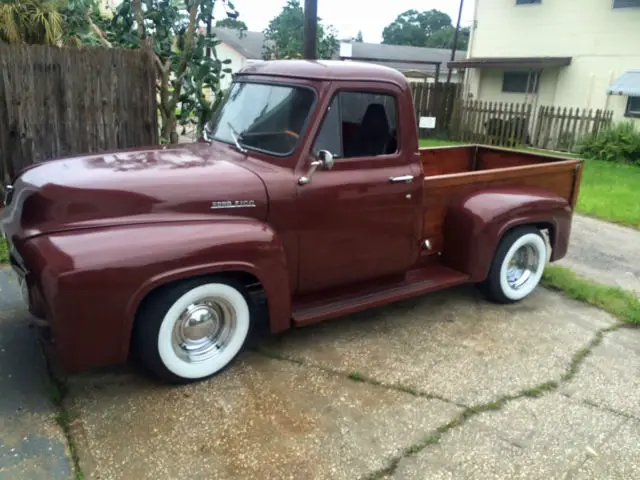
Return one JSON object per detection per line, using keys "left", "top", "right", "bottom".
{"left": 132, "top": 277, "right": 252, "bottom": 383}
{"left": 479, "top": 226, "right": 548, "bottom": 304}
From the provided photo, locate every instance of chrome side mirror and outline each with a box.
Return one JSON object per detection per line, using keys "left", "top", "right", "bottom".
{"left": 317, "top": 149, "right": 335, "bottom": 170}
{"left": 298, "top": 150, "right": 335, "bottom": 185}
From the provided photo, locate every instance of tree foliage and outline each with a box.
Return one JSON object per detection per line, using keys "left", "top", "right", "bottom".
{"left": 102, "top": 0, "right": 237, "bottom": 143}
{"left": 262, "top": 0, "right": 338, "bottom": 60}
{"left": 215, "top": 17, "right": 247, "bottom": 31}
{"left": 0, "top": 0, "right": 109, "bottom": 46}
{"left": 382, "top": 9, "right": 469, "bottom": 51}
{"left": 0, "top": 0, "right": 66, "bottom": 45}
{"left": 354, "top": 30, "right": 363, "bottom": 42}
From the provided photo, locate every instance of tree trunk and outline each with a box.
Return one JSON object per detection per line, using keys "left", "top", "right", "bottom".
{"left": 133, "top": 0, "right": 145, "bottom": 40}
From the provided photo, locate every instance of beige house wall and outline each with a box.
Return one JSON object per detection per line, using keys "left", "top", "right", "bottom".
{"left": 464, "top": 0, "right": 640, "bottom": 125}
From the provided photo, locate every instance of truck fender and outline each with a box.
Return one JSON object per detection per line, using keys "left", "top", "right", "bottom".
{"left": 441, "top": 186, "right": 573, "bottom": 282}
{"left": 123, "top": 219, "right": 292, "bottom": 341}
{"left": 23, "top": 217, "right": 291, "bottom": 371}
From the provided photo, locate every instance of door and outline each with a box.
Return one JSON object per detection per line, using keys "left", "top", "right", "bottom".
{"left": 296, "top": 84, "right": 423, "bottom": 293}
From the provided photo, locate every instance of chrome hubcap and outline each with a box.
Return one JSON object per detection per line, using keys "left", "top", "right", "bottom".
{"left": 506, "top": 244, "right": 539, "bottom": 289}
{"left": 172, "top": 298, "right": 236, "bottom": 363}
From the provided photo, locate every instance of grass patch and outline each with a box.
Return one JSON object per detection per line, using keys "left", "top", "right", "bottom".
{"left": 542, "top": 264, "right": 640, "bottom": 325}
{"left": 575, "top": 159, "right": 640, "bottom": 229}
{"left": 0, "top": 238, "right": 7, "bottom": 264}
{"left": 419, "top": 138, "right": 462, "bottom": 148}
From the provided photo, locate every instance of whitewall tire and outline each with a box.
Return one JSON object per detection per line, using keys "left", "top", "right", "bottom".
{"left": 133, "top": 277, "right": 252, "bottom": 383}
{"left": 480, "top": 226, "right": 548, "bottom": 304}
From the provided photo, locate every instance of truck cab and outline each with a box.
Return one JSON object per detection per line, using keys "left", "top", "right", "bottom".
{"left": 1, "top": 60, "right": 583, "bottom": 383}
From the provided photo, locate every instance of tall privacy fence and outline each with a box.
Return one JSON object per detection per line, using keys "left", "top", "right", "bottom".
{"left": 448, "top": 100, "right": 614, "bottom": 151}
{"left": 409, "top": 81, "right": 460, "bottom": 137}
{"left": 0, "top": 44, "right": 158, "bottom": 183}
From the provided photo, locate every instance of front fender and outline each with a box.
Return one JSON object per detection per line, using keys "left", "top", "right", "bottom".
{"left": 21, "top": 217, "right": 290, "bottom": 372}
{"left": 441, "top": 187, "right": 573, "bottom": 282}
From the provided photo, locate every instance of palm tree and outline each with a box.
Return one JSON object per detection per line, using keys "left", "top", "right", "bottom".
{"left": 0, "top": 0, "right": 65, "bottom": 45}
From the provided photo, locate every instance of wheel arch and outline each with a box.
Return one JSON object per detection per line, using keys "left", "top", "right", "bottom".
{"left": 124, "top": 262, "right": 287, "bottom": 361}
{"left": 442, "top": 186, "right": 573, "bottom": 282}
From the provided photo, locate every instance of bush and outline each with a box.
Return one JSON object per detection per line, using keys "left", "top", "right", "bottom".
{"left": 576, "top": 121, "right": 640, "bottom": 165}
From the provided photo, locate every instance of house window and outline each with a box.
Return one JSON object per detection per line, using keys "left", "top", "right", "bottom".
{"left": 613, "top": 0, "right": 640, "bottom": 8}
{"left": 626, "top": 97, "right": 640, "bottom": 118}
{"left": 516, "top": 0, "right": 541, "bottom": 4}
{"left": 502, "top": 71, "right": 540, "bottom": 94}
{"left": 313, "top": 91, "right": 399, "bottom": 158}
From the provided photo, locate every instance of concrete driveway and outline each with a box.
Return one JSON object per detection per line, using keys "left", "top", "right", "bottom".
{"left": 1, "top": 211, "right": 639, "bottom": 480}
{"left": 560, "top": 214, "right": 640, "bottom": 295}
{"left": 62, "top": 284, "right": 640, "bottom": 480}
{"left": 0, "top": 269, "right": 72, "bottom": 479}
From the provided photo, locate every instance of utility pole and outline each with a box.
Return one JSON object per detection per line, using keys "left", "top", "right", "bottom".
{"left": 303, "top": 0, "right": 318, "bottom": 60}
{"left": 445, "top": 0, "right": 465, "bottom": 87}
{"left": 443, "top": 0, "right": 465, "bottom": 137}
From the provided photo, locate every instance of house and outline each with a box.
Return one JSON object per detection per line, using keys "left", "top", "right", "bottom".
{"left": 336, "top": 41, "right": 466, "bottom": 84}
{"left": 212, "top": 27, "right": 466, "bottom": 89}
{"left": 450, "top": 0, "right": 640, "bottom": 125}
{"left": 211, "top": 28, "right": 268, "bottom": 89}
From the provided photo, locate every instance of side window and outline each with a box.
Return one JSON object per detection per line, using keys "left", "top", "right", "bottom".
{"left": 313, "top": 96, "right": 343, "bottom": 157}
{"left": 312, "top": 90, "right": 400, "bottom": 160}
{"left": 338, "top": 91, "right": 399, "bottom": 158}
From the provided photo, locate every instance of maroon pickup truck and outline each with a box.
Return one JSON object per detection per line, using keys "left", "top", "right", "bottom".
{"left": 1, "top": 60, "right": 583, "bottom": 383}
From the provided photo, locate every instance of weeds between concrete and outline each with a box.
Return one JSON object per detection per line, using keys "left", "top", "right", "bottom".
{"left": 42, "top": 348, "right": 84, "bottom": 480}
{"left": 256, "top": 317, "right": 627, "bottom": 479}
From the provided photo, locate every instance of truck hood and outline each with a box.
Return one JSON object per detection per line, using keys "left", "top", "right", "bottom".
{"left": 1, "top": 143, "right": 269, "bottom": 241}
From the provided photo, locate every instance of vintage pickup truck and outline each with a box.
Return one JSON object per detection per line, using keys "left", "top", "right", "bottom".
{"left": 1, "top": 60, "right": 583, "bottom": 383}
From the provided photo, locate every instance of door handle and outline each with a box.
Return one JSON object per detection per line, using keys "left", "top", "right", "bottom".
{"left": 389, "top": 175, "right": 414, "bottom": 183}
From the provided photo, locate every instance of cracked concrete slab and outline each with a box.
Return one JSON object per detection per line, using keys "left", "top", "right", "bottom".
{"left": 67, "top": 353, "right": 461, "bottom": 480}
{"left": 391, "top": 393, "right": 632, "bottom": 480}
{"left": 570, "top": 418, "right": 640, "bottom": 480}
{"left": 561, "top": 327, "right": 640, "bottom": 419}
{"left": 4, "top": 257, "right": 640, "bottom": 479}
{"left": 261, "top": 286, "right": 617, "bottom": 406}
{"left": 560, "top": 214, "right": 640, "bottom": 295}
{"left": 0, "top": 269, "right": 72, "bottom": 480}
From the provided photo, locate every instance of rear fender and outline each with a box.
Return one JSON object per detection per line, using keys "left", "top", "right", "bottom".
{"left": 441, "top": 186, "right": 573, "bottom": 282}
{"left": 21, "top": 217, "right": 291, "bottom": 371}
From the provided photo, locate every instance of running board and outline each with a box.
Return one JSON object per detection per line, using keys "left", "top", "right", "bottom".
{"left": 292, "top": 265, "right": 469, "bottom": 327}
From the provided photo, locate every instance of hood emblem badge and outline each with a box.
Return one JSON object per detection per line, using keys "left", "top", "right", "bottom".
{"left": 211, "top": 200, "right": 257, "bottom": 209}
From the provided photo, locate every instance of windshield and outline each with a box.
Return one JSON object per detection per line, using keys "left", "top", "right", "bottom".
{"left": 206, "top": 81, "right": 316, "bottom": 156}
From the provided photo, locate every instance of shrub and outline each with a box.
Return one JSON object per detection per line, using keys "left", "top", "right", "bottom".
{"left": 576, "top": 121, "right": 640, "bottom": 165}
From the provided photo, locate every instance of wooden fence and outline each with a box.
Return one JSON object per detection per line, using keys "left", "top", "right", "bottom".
{"left": 449, "top": 100, "right": 614, "bottom": 152}
{"left": 0, "top": 44, "right": 158, "bottom": 183}
{"left": 450, "top": 100, "right": 533, "bottom": 146}
{"left": 409, "top": 81, "right": 460, "bottom": 137}
{"left": 533, "top": 106, "right": 614, "bottom": 152}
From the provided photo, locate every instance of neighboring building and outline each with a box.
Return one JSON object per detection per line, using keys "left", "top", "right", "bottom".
{"left": 451, "top": 0, "right": 640, "bottom": 124}
{"left": 211, "top": 28, "right": 268, "bottom": 89}
{"left": 336, "top": 41, "right": 466, "bottom": 84}
{"left": 212, "top": 27, "right": 466, "bottom": 89}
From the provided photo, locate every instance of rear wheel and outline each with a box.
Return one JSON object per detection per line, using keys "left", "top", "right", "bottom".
{"left": 479, "top": 226, "right": 548, "bottom": 304}
{"left": 132, "top": 277, "right": 252, "bottom": 383}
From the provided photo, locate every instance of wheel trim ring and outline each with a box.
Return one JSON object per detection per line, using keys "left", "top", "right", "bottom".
{"left": 157, "top": 284, "right": 250, "bottom": 379}
{"left": 171, "top": 297, "right": 237, "bottom": 364}
{"left": 506, "top": 244, "right": 539, "bottom": 290}
{"left": 499, "top": 233, "right": 547, "bottom": 301}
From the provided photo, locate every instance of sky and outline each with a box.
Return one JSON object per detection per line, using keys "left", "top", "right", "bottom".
{"left": 214, "top": 0, "right": 475, "bottom": 43}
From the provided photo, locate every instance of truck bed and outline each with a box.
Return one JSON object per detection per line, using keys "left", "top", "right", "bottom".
{"left": 419, "top": 145, "right": 582, "bottom": 255}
